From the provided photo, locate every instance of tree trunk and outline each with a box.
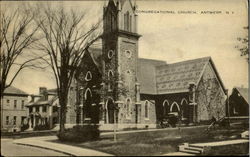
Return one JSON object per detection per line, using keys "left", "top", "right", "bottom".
{"left": 59, "top": 94, "right": 67, "bottom": 133}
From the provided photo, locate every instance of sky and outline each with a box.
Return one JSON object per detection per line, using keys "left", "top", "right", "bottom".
{"left": 2, "top": 0, "right": 248, "bottom": 95}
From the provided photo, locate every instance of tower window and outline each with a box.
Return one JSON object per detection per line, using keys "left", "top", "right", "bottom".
{"left": 125, "top": 50, "right": 132, "bottom": 58}
{"left": 126, "top": 98, "right": 131, "bottom": 119}
{"left": 85, "top": 71, "right": 92, "bottom": 81}
{"left": 108, "top": 70, "right": 114, "bottom": 91}
{"left": 124, "top": 11, "right": 130, "bottom": 31}
{"left": 108, "top": 50, "right": 114, "bottom": 59}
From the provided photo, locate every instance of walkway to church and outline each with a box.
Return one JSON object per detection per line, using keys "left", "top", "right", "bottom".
{"left": 14, "top": 136, "right": 113, "bottom": 156}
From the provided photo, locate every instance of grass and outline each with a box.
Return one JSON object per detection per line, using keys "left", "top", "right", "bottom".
{"left": 49, "top": 125, "right": 247, "bottom": 156}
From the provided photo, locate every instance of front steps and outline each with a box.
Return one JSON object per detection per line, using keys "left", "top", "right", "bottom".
{"left": 179, "top": 143, "right": 204, "bottom": 155}
{"left": 241, "top": 131, "right": 249, "bottom": 139}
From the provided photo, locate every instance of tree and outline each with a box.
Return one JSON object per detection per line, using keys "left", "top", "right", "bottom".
{"left": 0, "top": 6, "right": 44, "bottom": 98}
{"left": 34, "top": 5, "right": 102, "bottom": 133}
{"left": 236, "top": 26, "right": 249, "bottom": 62}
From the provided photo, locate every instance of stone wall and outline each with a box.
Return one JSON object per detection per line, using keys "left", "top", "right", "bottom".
{"left": 196, "top": 63, "right": 226, "bottom": 121}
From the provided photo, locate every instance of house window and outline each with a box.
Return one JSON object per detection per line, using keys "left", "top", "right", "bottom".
{"left": 6, "top": 99, "right": 10, "bottom": 103}
{"left": 21, "top": 100, "right": 25, "bottom": 109}
{"left": 36, "top": 106, "right": 39, "bottom": 112}
{"left": 6, "top": 116, "right": 9, "bottom": 125}
{"left": 13, "top": 116, "right": 16, "bottom": 125}
{"left": 21, "top": 116, "right": 26, "bottom": 125}
{"left": 145, "top": 100, "right": 149, "bottom": 119}
{"left": 85, "top": 71, "right": 92, "bottom": 81}
{"left": 126, "top": 98, "right": 131, "bottom": 118}
{"left": 42, "top": 106, "right": 47, "bottom": 112}
{"left": 14, "top": 100, "right": 17, "bottom": 109}
{"left": 29, "top": 107, "right": 32, "bottom": 113}
{"left": 53, "top": 106, "right": 58, "bottom": 113}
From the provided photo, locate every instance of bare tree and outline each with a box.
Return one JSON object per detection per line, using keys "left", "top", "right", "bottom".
{"left": 0, "top": 6, "right": 44, "bottom": 98}
{"left": 235, "top": 26, "right": 249, "bottom": 63}
{"left": 34, "top": 5, "right": 102, "bottom": 132}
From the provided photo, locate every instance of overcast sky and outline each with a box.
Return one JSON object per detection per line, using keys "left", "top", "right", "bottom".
{"left": 2, "top": 0, "right": 248, "bottom": 95}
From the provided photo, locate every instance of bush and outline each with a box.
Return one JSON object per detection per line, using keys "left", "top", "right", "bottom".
{"left": 21, "top": 124, "right": 29, "bottom": 131}
{"left": 33, "top": 124, "right": 50, "bottom": 131}
{"left": 57, "top": 124, "right": 100, "bottom": 142}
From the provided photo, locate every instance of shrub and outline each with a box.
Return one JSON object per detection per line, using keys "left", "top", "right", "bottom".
{"left": 57, "top": 124, "right": 100, "bottom": 142}
{"left": 33, "top": 124, "right": 50, "bottom": 131}
{"left": 21, "top": 124, "right": 29, "bottom": 131}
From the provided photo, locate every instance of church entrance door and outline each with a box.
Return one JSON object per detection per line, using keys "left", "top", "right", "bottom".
{"left": 107, "top": 99, "right": 114, "bottom": 124}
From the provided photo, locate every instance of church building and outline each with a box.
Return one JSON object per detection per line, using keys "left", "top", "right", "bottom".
{"left": 66, "top": 0, "right": 227, "bottom": 130}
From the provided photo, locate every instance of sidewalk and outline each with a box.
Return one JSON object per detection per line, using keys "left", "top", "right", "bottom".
{"left": 164, "top": 139, "right": 249, "bottom": 156}
{"left": 191, "top": 139, "right": 249, "bottom": 147}
{"left": 14, "top": 136, "right": 113, "bottom": 156}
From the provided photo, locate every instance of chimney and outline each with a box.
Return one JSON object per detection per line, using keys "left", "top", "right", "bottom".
{"left": 39, "top": 87, "right": 47, "bottom": 95}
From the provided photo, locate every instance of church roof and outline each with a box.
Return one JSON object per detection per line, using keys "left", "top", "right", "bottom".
{"left": 4, "top": 86, "right": 28, "bottom": 96}
{"left": 235, "top": 87, "right": 249, "bottom": 104}
{"left": 88, "top": 47, "right": 103, "bottom": 74}
{"left": 84, "top": 47, "right": 226, "bottom": 95}
{"left": 137, "top": 58, "right": 167, "bottom": 94}
{"left": 155, "top": 57, "right": 226, "bottom": 94}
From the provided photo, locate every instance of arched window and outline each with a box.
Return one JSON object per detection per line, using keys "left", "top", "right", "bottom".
{"left": 181, "top": 98, "right": 188, "bottom": 119}
{"left": 108, "top": 70, "right": 114, "bottom": 91}
{"left": 84, "top": 88, "right": 92, "bottom": 100}
{"left": 170, "top": 102, "right": 180, "bottom": 112}
{"left": 163, "top": 100, "right": 169, "bottom": 116}
{"left": 145, "top": 100, "right": 149, "bottom": 119}
{"left": 126, "top": 98, "right": 131, "bottom": 118}
{"left": 124, "top": 11, "right": 130, "bottom": 31}
{"left": 85, "top": 71, "right": 92, "bottom": 81}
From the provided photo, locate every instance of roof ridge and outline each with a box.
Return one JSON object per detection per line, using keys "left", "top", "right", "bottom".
{"left": 138, "top": 57, "right": 166, "bottom": 63}
{"left": 4, "top": 86, "right": 28, "bottom": 95}
{"left": 166, "top": 56, "right": 211, "bottom": 66}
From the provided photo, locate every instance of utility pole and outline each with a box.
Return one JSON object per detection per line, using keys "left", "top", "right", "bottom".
{"left": 226, "top": 89, "right": 230, "bottom": 127}
{"left": 114, "top": 108, "right": 117, "bottom": 142}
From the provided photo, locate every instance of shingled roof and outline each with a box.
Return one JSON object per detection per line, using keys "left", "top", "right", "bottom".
{"left": 4, "top": 86, "right": 28, "bottom": 96}
{"left": 88, "top": 47, "right": 103, "bottom": 74}
{"left": 155, "top": 57, "right": 226, "bottom": 95}
{"left": 84, "top": 47, "right": 225, "bottom": 95}
{"left": 137, "top": 58, "right": 166, "bottom": 94}
{"left": 235, "top": 87, "right": 249, "bottom": 104}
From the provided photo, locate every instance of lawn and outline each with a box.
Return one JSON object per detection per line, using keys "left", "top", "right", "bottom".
{"left": 50, "top": 125, "right": 247, "bottom": 156}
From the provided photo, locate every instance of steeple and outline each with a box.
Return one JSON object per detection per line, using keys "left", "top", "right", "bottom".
{"left": 103, "top": 0, "right": 138, "bottom": 34}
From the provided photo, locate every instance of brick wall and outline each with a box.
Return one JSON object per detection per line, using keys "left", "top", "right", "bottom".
{"left": 2, "top": 95, "right": 28, "bottom": 131}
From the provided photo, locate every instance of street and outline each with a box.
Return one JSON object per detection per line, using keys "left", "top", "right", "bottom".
{"left": 1, "top": 138, "right": 68, "bottom": 156}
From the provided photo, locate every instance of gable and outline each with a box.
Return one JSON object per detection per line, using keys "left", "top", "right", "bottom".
{"left": 4, "top": 86, "right": 28, "bottom": 96}
{"left": 236, "top": 87, "right": 249, "bottom": 104}
{"left": 120, "top": 0, "right": 134, "bottom": 13}
{"left": 75, "top": 49, "right": 102, "bottom": 84}
{"left": 199, "top": 59, "right": 226, "bottom": 95}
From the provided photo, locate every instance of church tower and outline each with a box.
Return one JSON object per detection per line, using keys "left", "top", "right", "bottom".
{"left": 102, "top": 0, "right": 141, "bottom": 126}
